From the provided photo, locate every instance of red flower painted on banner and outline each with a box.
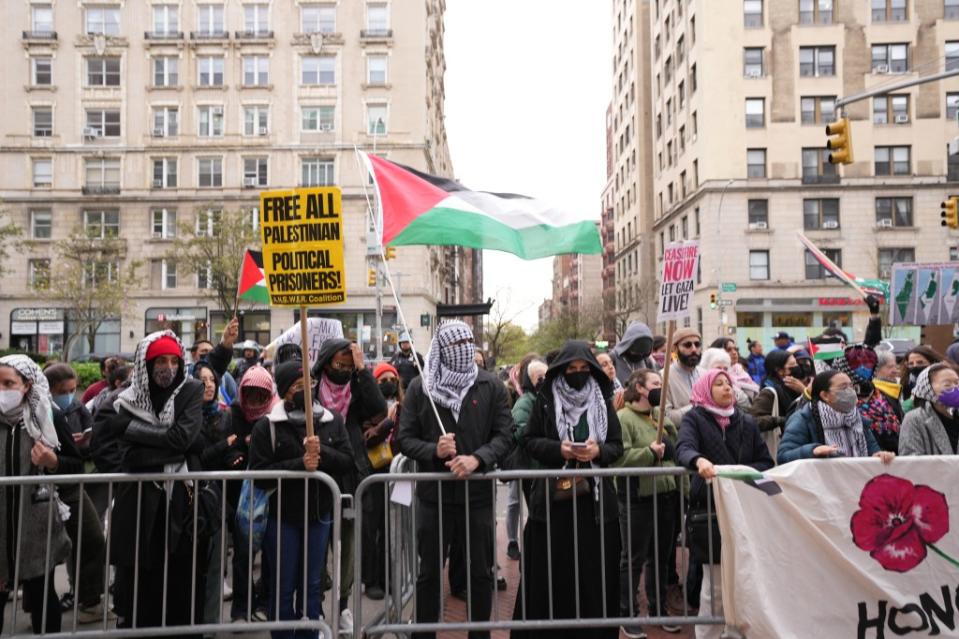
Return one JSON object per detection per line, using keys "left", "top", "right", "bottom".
{"left": 850, "top": 474, "right": 949, "bottom": 572}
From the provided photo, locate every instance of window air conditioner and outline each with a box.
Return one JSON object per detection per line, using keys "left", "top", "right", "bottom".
{"left": 746, "top": 69, "right": 762, "bottom": 79}
{"left": 153, "top": 178, "right": 164, "bottom": 188}
{"left": 748, "top": 221, "right": 768, "bottom": 230}
{"left": 894, "top": 114, "right": 909, "bottom": 124}
{"left": 243, "top": 177, "right": 256, "bottom": 187}
{"left": 258, "top": 126, "right": 268, "bottom": 135}
{"left": 877, "top": 218, "right": 894, "bottom": 228}
{"left": 823, "top": 220, "right": 839, "bottom": 229}
{"left": 153, "top": 127, "right": 165, "bottom": 137}
{"left": 875, "top": 64, "right": 889, "bottom": 74}
{"left": 83, "top": 127, "right": 100, "bottom": 138}
{"left": 320, "top": 124, "right": 333, "bottom": 131}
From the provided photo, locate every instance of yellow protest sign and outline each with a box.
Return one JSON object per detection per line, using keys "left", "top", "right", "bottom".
{"left": 259, "top": 187, "right": 346, "bottom": 307}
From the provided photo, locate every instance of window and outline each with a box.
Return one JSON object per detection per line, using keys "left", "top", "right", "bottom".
{"left": 198, "top": 158, "right": 222, "bottom": 187}
{"left": 197, "top": 105, "right": 223, "bottom": 136}
{"left": 152, "top": 157, "right": 177, "bottom": 188}
{"left": 30, "top": 210, "right": 52, "bottom": 239}
{"left": 690, "top": 64, "right": 697, "bottom": 92}
{"left": 196, "top": 4, "right": 224, "bottom": 36}
{"left": 873, "top": 95, "right": 909, "bottom": 123}
{"left": 85, "top": 6, "right": 120, "bottom": 36}
{"left": 301, "top": 158, "right": 334, "bottom": 186}
{"left": 198, "top": 56, "right": 224, "bottom": 87}
{"left": 31, "top": 57, "right": 52, "bottom": 86}
{"left": 302, "top": 105, "right": 335, "bottom": 131}
{"left": 153, "top": 57, "right": 178, "bottom": 87}
{"left": 367, "top": 104, "right": 388, "bottom": 134}
{"left": 243, "top": 56, "right": 269, "bottom": 86}
{"left": 302, "top": 55, "right": 335, "bottom": 85}
{"left": 875, "top": 197, "right": 913, "bottom": 227}
{"left": 745, "top": 98, "right": 765, "bottom": 128}
{"left": 874, "top": 146, "right": 911, "bottom": 175}
{"left": 950, "top": 146, "right": 959, "bottom": 181}
{"left": 744, "top": 0, "right": 762, "bottom": 26}
{"left": 162, "top": 259, "right": 177, "bottom": 289}
{"left": 747, "top": 148, "right": 766, "bottom": 178}
{"left": 32, "top": 107, "right": 52, "bottom": 137}
{"left": 28, "top": 259, "right": 50, "bottom": 289}
{"left": 244, "top": 106, "right": 269, "bottom": 136}
{"left": 153, "top": 5, "right": 179, "bottom": 35}
{"left": 748, "top": 199, "right": 768, "bottom": 226}
{"left": 872, "top": 44, "right": 909, "bottom": 73}
{"left": 244, "top": 4, "right": 269, "bottom": 35}
{"left": 805, "top": 249, "right": 842, "bottom": 279}
{"left": 31, "top": 4, "right": 54, "bottom": 34}
{"left": 800, "top": 96, "right": 836, "bottom": 124}
{"left": 803, "top": 198, "right": 840, "bottom": 229}
{"left": 948, "top": 0, "right": 959, "bottom": 19}
{"left": 878, "top": 248, "right": 914, "bottom": 278}
{"left": 302, "top": 4, "right": 336, "bottom": 33}
{"left": 799, "top": 46, "right": 835, "bottom": 76}
{"left": 367, "top": 55, "right": 387, "bottom": 85}
{"left": 84, "top": 158, "right": 120, "bottom": 190}
{"left": 749, "top": 250, "right": 770, "bottom": 280}
{"left": 243, "top": 157, "right": 268, "bottom": 187}
{"left": 872, "top": 0, "right": 907, "bottom": 22}
{"left": 367, "top": 3, "right": 389, "bottom": 33}
{"left": 32, "top": 158, "right": 52, "bottom": 187}
{"left": 195, "top": 209, "right": 222, "bottom": 236}
{"left": 802, "top": 148, "right": 838, "bottom": 182}
{"left": 86, "top": 57, "right": 120, "bottom": 87}
{"left": 948, "top": 93, "right": 959, "bottom": 120}
{"left": 799, "top": 0, "right": 833, "bottom": 23}
{"left": 85, "top": 110, "right": 120, "bottom": 137}
{"left": 947, "top": 42, "right": 959, "bottom": 71}
{"left": 84, "top": 209, "right": 119, "bottom": 238}
{"left": 151, "top": 209, "right": 177, "bottom": 238}
{"left": 743, "top": 47, "right": 764, "bottom": 77}
{"left": 153, "top": 106, "right": 178, "bottom": 136}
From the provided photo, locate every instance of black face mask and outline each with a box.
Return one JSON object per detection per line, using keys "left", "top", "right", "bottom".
{"left": 564, "top": 371, "right": 591, "bottom": 391}
{"left": 626, "top": 342, "right": 652, "bottom": 361}
{"left": 378, "top": 381, "right": 397, "bottom": 398}
{"left": 533, "top": 379, "right": 545, "bottom": 394}
{"left": 908, "top": 366, "right": 927, "bottom": 380}
{"left": 327, "top": 369, "right": 352, "bottom": 385}
{"left": 786, "top": 366, "right": 802, "bottom": 379}
{"left": 646, "top": 388, "right": 662, "bottom": 407}
{"left": 288, "top": 391, "right": 306, "bottom": 412}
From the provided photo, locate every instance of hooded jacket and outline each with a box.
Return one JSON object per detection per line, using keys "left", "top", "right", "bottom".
{"left": 312, "top": 338, "right": 387, "bottom": 493}
{"left": 611, "top": 322, "right": 659, "bottom": 385}
{"left": 521, "top": 341, "right": 623, "bottom": 522}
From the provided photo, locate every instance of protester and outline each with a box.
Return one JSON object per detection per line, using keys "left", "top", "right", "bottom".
{"left": 197, "top": 317, "right": 241, "bottom": 404}
{"left": 749, "top": 350, "right": 804, "bottom": 461}
{"left": 676, "top": 369, "right": 774, "bottom": 639}
{"left": 475, "top": 350, "right": 489, "bottom": 370}
{"left": 899, "top": 363, "right": 959, "bottom": 455}
{"left": 249, "top": 360, "right": 354, "bottom": 639}
{"left": 900, "top": 346, "right": 945, "bottom": 412}
{"left": 709, "top": 338, "right": 758, "bottom": 400}
{"left": 398, "top": 320, "right": 513, "bottom": 639}
{"left": 234, "top": 340, "right": 263, "bottom": 383}
{"left": 80, "top": 355, "right": 121, "bottom": 405}
{"left": 513, "top": 340, "right": 622, "bottom": 639}
{"left": 390, "top": 330, "right": 425, "bottom": 391}
{"left": 664, "top": 328, "right": 703, "bottom": 425}
{"left": 90, "top": 363, "right": 130, "bottom": 417}
{"left": 857, "top": 350, "right": 903, "bottom": 453}
{"left": 596, "top": 352, "right": 624, "bottom": 392}
{"left": 651, "top": 335, "right": 668, "bottom": 369}
{"left": 611, "top": 321, "right": 659, "bottom": 385}
{"left": 745, "top": 340, "right": 765, "bottom": 385}
{"left": 274, "top": 343, "right": 303, "bottom": 366}
{"left": 506, "top": 358, "right": 547, "bottom": 560}
{"left": 90, "top": 331, "right": 209, "bottom": 635}
{"left": 0, "top": 355, "right": 71, "bottom": 634}
{"left": 778, "top": 371, "right": 894, "bottom": 464}
{"left": 772, "top": 331, "right": 794, "bottom": 352}
{"left": 700, "top": 348, "right": 751, "bottom": 411}
{"left": 613, "top": 369, "right": 680, "bottom": 637}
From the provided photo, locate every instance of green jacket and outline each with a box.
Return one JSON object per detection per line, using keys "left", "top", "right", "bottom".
{"left": 612, "top": 405, "right": 678, "bottom": 498}
{"left": 511, "top": 392, "right": 536, "bottom": 443}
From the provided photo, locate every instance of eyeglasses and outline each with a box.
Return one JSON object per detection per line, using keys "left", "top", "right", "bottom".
{"left": 679, "top": 341, "right": 702, "bottom": 349}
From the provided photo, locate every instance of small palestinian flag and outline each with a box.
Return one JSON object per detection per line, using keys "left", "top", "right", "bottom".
{"left": 808, "top": 339, "right": 845, "bottom": 361}
{"left": 237, "top": 249, "right": 270, "bottom": 304}
{"left": 361, "top": 152, "right": 602, "bottom": 260}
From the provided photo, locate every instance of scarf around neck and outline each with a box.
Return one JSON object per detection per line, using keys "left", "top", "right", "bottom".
{"left": 552, "top": 375, "right": 608, "bottom": 445}
{"left": 860, "top": 390, "right": 900, "bottom": 436}
{"left": 690, "top": 369, "right": 736, "bottom": 430}
{"left": 0, "top": 355, "right": 60, "bottom": 450}
{"left": 319, "top": 374, "right": 352, "bottom": 416}
{"left": 817, "top": 401, "right": 870, "bottom": 457}
{"left": 424, "top": 321, "right": 478, "bottom": 421}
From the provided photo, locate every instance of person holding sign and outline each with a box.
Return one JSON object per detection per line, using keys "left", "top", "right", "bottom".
{"left": 248, "top": 361, "right": 353, "bottom": 639}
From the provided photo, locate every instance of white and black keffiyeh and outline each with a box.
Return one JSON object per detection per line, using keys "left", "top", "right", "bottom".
{"left": 0, "top": 355, "right": 60, "bottom": 450}
{"left": 552, "top": 375, "right": 608, "bottom": 446}
{"left": 424, "top": 320, "right": 478, "bottom": 421}
{"left": 912, "top": 364, "right": 946, "bottom": 404}
{"left": 817, "top": 401, "right": 870, "bottom": 458}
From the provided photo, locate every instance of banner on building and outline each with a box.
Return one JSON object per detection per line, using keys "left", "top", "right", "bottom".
{"left": 259, "top": 187, "right": 346, "bottom": 307}
{"left": 713, "top": 458, "right": 959, "bottom": 638}
{"left": 657, "top": 240, "right": 699, "bottom": 323}
{"left": 267, "top": 317, "right": 344, "bottom": 369}
{"left": 889, "top": 262, "right": 959, "bottom": 326}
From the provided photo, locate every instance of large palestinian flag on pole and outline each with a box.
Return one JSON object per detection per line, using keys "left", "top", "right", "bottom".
{"left": 237, "top": 249, "right": 270, "bottom": 304}
{"left": 361, "top": 152, "right": 602, "bottom": 260}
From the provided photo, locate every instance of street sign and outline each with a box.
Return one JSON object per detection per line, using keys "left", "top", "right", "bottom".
{"left": 718, "top": 299, "right": 734, "bottom": 307}
{"left": 721, "top": 282, "right": 737, "bottom": 293}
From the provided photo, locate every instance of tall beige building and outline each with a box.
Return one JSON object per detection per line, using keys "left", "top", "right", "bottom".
{"left": 0, "top": 0, "right": 479, "bottom": 357}
{"left": 613, "top": 0, "right": 959, "bottom": 347}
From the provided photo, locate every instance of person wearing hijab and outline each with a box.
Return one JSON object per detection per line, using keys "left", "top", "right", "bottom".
{"left": 611, "top": 321, "right": 659, "bottom": 385}
{"left": 778, "top": 371, "right": 894, "bottom": 464}
{"left": 676, "top": 369, "right": 773, "bottom": 639}
{"left": 899, "top": 363, "right": 959, "bottom": 455}
{"left": 0, "top": 355, "right": 71, "bottom": 634}
{"left": 749, "top": 350, "right": 805, "bottom": 461}
{"left": 397, "top": 320, "right": 514, "bottom": 639}
{"left": 701, "top": 348, "right": 752, "bottom": 411}
{"left": 89, "top": 331, "right": 209, "bottom": 635}
{"left": 512, "top": 341, "right": 622, "bottom": 639}
{"left": 900, "top": 346, "right": 945, "bottom": 411}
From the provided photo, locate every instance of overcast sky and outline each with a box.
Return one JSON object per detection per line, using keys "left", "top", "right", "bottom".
{"left": 443, "top": 1, "right": 612, "bottom": 331}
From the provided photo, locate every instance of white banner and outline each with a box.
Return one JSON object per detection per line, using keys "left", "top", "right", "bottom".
{"left": 657, "top": 240, "right": 699, "bottom": 323}
{"left": 714, "top": 458, "right": 959, "bottom": 639}
{"left": 267, "top": 318, "right": 343, "bottom": 369}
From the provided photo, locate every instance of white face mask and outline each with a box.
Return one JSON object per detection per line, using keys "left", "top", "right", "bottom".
{"left": 0, "top": 389, "right": 25, "bottom": 414}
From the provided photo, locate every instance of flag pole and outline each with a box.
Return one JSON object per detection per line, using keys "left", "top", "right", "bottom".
{"left": 354, "top": 148, "right": 447, "bottom": 436}
{"left": 655, "top": 321, "right": 675, "bottom": 445}
{"left": 300, "top": 305, "right": 315, "bottom": 439}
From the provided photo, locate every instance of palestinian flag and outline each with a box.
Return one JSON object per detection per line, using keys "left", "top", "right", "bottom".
{"left": 807, "top": 339, "right": 844, "bottom": 361}
{"left": 798, "top": 233, "right": 889, "bottom": 300}
{"left": 237, "top": 249, "right": 270, "bottom": 304}
{"left": 361, "top": 152, "right": 602, "bottom": 260}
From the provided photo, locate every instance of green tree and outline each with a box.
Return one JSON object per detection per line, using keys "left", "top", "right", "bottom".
{"left": 0, "top": 212, "right": 23, "bottom": 278}
{"left": 528, "top": 303, "right": 604, "bottom": 355}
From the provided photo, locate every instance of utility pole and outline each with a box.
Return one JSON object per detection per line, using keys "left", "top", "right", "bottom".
{"left": 374, "top": 258, "right": 383, "bottom": 362}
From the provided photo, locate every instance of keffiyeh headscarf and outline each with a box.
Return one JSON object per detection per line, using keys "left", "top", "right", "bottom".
{"left": 424, "top": 320, "right": 478, "bottom": 421}
{"left": 0, "top": 355, "right": 60, "bottom": 449}
{"left": 832, "top": 345, "right": 878, "bottom": 386}
{"left": 690, "top": 369, "right": 736, "bottom": 431}
{"left": 115, "top": 330, "right": 188, "bottom": 428}
{"left": 817, "top": 400, "right": 870, "bottom": 457}
{"left": 552, "top": 375, "right": 608, "bottom": 445}
{"left": 912, "top": 364, "right": 949, "bottom": 404}
{"left": 239, "top": 365, "right": 278, "bottom": 422}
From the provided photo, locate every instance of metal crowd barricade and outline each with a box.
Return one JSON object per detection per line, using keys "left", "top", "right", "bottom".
{"left": 353, "top": 465, "right": 724, "bottom": 638}
{"left": 0, "top": 470, "right": 340, "bottom": 638}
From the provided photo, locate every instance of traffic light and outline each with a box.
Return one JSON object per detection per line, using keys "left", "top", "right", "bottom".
{"left": 367, "top": 267, "right": 377, "bottom": 287}
{"left": 825, "top": 117, "right": 853, "bottom": 165}
{"left": 709, "top": 292, "right": 718, "bottom": 309}
{"left": 384, "top": 246, "right": 397, "bottom": 260}
{"left": 942, "top": 196, "right": 959, "bottom": 230}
